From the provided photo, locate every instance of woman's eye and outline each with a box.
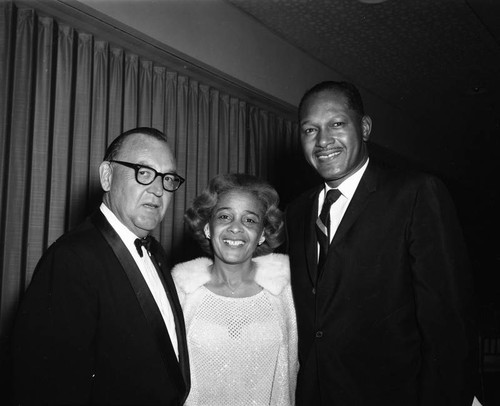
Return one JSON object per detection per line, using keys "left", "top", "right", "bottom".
{"left": 303, "top": 127, "right": 317, "bottom": 134}
{"left": 245, "top": 217, "right": 259, "bottom": 224}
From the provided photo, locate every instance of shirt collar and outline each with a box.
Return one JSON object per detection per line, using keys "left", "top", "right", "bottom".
{"left": 324, "top": 157, "right": 369, "bottom": 200}
{"left": 100, "top": 203, "right": 142, "bottom": 254}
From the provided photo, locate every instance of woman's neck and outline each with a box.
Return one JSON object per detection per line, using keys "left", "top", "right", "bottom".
{"left": 207, "top": 259, "right": 261, "bottom": 297}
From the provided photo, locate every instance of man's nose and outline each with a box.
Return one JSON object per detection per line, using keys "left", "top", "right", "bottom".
{"left": 148, "top": 175, "right": 164, "bottom": 196}
{"left": 317, "top": 128, "right": 333, "bottom": 147}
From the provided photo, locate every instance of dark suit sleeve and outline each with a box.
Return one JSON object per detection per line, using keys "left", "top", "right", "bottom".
{"left": 12, "top": 243, "right": 99, "bottom": 404}
{"left": 408, "top": 176, "right": 477, "bottom": 406}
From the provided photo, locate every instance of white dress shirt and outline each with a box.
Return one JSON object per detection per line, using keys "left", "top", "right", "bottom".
{"left": 100, "top": 203, "right": 179, "bottom": 359}
{"left": 317, "top": 158, "right": 370, "bottom": 244}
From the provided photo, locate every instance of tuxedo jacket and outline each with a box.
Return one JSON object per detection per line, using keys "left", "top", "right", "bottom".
{"left": 12, "top": 211, "right": 190, "bottom": 405}
{"left": 286, "top": 162, "right": 477, "bottom": 406}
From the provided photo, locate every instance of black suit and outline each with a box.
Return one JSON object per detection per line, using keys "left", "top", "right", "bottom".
{"left": 286, "top": 162, "right": 476, "bottom": 406}
{"left": 12, "top": 211, "right": 190, "bottom": 405}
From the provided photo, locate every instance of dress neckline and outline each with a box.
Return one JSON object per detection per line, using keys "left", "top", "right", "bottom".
{"left": 201, "top": 284, "right": 264, "bottom": 300}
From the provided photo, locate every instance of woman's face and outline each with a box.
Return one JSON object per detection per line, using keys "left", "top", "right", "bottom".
{"left": 206, "top": 190, "right": 265, "bottom": 266}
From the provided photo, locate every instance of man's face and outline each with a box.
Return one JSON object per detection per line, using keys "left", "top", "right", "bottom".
{"left": 300, "top": 90, "right": 371, "bottom": 188}
{"left": 100, "top": 134, "right": 176, "bottom": 238}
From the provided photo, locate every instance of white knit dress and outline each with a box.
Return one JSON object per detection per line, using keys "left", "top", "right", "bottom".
{"left": 172, "top": 253, "right": 298, "bottom": 406}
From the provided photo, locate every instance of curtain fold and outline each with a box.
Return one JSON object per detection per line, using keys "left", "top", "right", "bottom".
{"left": 138, "top": 60, "right": 152, "bottom": 127}
{"left": 89, "top": 40, "right": 109, "bottom": 211}
{"left": 108, "top": 46, "right": 124, "bottom": 139}
{"left": 196, "top": 84, "right": 210, "bottom": 193}
{"left": 26, "top": 15, "right": 53, "bottom": 284}
{"left": 48, "top": 23, "right": 74, "bottom": 245}
{"left": 161, "top": 70, "right": 178, "bottom": 255}
{"left": 4, "top": 7, "right": 35, "bottom": 303}
{"left": 68, "top": 32, "right": 92, "bottom": 231}
{"left": 0, "top": 4, "right": 302, "bottom": 397}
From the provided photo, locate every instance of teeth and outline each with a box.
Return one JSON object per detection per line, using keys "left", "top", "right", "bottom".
{"left": 317, "top": 151, "right": 341, "bottom": 160}
{"left": 224, "top": 240, "right": 244, "bottom": 246}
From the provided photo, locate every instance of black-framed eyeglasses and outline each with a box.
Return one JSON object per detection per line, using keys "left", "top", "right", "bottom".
{"left": 109, "top": 160, "right": 185, "bottom": 192}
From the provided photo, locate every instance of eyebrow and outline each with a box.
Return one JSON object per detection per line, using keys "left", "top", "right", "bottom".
{"left": 214, "top": 207, "right": 262, "bottom": 217}
{"left": 135, "top": 161, "right": 178, "bottom": 173}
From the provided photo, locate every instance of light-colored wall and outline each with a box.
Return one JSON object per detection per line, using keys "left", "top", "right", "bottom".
{"left": 74, "top": 0, "right": 340, "bottom": 107}
{"left": 71, "top": 0, "right": 429, "bottom": 171}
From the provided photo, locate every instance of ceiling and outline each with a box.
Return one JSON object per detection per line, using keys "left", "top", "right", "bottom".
{"left": 226, "top": 0, "right": 500, "bottom": 120}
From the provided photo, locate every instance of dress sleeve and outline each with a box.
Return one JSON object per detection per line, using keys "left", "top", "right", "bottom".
{"left": 283, "top": 283, "right": 299, "bottom": 405}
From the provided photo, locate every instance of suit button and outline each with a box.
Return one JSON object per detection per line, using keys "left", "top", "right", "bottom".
{"left": 315, "top": 331, "right": 323, "bottom": 338}
{"left": 312, "top": 287, "right": 316, "bottom": 295}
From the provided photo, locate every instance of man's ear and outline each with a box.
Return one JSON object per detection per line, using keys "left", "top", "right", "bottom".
{"left": 99, "top": 161, "right": 112, "bottom": 192}
{"left": 361, "top": 115, "right": 372, "bottom": 142}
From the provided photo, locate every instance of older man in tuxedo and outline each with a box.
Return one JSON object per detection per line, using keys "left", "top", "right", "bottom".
{"left": 286, "top": 81, "right": 477, "bottom": 406}
{"left": 12, "top": 127, "right": 189, "bottom": 405}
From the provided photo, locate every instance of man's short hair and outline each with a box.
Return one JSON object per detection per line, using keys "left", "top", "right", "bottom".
{"left": 298, "top": 81, "right": 365, "bottom": 119}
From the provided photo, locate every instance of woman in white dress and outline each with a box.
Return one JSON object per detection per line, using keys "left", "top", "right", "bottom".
{"left": 172, "top": 173, "right": 298, "bottom": 406}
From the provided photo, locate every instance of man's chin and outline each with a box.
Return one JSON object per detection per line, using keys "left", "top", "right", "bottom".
{"left": 134, "top": 220, "right": 161, "bottom": 236}
{"left": 318, "top": 168, "right": 342, "bottom": 182}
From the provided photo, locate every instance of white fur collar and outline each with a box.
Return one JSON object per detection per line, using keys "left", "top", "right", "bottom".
{"left": 172, "top": 253, "right": 290, "bottom": 296}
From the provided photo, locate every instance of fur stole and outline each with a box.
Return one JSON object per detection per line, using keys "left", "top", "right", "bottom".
{"left": 172, "top": 253, "right": 290, "bottom": 296}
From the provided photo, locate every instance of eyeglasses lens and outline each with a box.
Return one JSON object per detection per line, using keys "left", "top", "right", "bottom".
{"left": 135, "top": 167, "right": 180, "bottom": 191}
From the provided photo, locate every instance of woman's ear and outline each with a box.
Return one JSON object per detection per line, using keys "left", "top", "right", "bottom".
{"left": 258, "top": 234, "right": 266, "bottom": 246}
{"left": 204, "top": 224, "right": 211, "bottom": 239}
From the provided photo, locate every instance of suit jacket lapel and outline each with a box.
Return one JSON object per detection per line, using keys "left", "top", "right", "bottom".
{"left": 305, "top": 188, "right": 321, "bottom": 284}
{"left": 149, "top": 239, "right": 191, "bottom": 401}
{"left": 331, "top": 163, "right": 378, "bottom": 246}
{"left": 90, "top": 211, "right": 187, "bottom": 397}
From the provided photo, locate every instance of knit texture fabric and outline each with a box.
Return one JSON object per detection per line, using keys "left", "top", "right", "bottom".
{"left": 172, "top": 253, "right": 298, "bottom": 406}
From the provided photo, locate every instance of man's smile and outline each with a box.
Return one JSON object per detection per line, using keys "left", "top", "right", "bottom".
{"left": 315, "top": 148, "right": 342, "bottom": 161}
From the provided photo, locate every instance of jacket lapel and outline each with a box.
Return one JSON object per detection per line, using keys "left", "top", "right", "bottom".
{"left": 90, "top": 211, "right": 188, "bottom": 398}
{"left": 331, "top": 163, "right": 378, "bottom": 246}
{"left": 149, "top": 239, "right": 191, "bottom": 401}
{"left": 314, "top": 163, "right": 378, "bottom": 281}
{"left": 304, "top": 188, "right": 321, "bottom": 284}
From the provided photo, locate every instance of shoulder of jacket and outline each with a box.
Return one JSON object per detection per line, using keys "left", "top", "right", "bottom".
{"left": 286, "top": 186, "right": 320, "bottom": 213}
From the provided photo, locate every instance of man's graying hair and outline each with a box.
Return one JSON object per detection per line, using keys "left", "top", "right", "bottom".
{"left": 103, "top": 127, "right": 168, "bottom": 161}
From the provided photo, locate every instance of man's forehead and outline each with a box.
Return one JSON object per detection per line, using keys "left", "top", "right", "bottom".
{"left": 121, "top": 134, "right": 168, "bottom": 153}
{"left": 311, "top": 90, "right": 347, "bottom": 105}
{"left": 301, "top": 90, "right": 348, "bottom": 114}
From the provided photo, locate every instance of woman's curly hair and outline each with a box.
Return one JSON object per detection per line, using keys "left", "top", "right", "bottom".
{"left": 185, "top": 173, "right": 284, "bottom": 257}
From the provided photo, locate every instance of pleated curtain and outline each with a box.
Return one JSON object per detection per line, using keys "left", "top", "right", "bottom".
{"left": 0, "top": 1, "right": 303, "bottom": 389}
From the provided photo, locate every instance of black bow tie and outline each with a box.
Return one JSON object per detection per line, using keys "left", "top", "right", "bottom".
{"left": 134, "top": 236, "right": 152, "bottom": 257}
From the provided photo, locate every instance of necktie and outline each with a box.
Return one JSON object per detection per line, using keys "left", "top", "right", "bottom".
{"left": 134, "top": 236, "right": 152, "bottom": 257}
{"left": 316, "top": 189, "right": 341, "bottom": 269}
